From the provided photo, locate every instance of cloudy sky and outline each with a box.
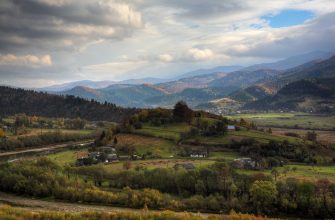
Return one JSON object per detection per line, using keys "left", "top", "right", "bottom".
{"left": 0, "top": 0, "right": 335, "bottom": 87}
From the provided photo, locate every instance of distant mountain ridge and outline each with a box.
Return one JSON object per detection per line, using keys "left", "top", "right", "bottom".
{"left": 242, "top": 55, "right": 335, "bottom": 112}
{"left": 242, "top": 51, "right": 333, "bottom": 71}
{"left": 46, "top": 51, "right": 334, "bottom": 109}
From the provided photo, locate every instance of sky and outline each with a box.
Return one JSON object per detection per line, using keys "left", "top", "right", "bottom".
{"left": 0, "top": 0, "right": 335, "bottom": 87}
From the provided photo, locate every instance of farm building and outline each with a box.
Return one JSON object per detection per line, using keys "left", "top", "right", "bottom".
{"left": 232, "top": 158, "right": 256, "bottom": 169}
{"left": 227, "top": 125, "right": 236, "bottom": 131}
{"left": 190, "top": 151, "right": 208, "bottom": 158}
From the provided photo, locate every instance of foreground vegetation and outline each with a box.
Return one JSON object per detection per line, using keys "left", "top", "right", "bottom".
{"left": 1, "top": 158, "right": 335, "bottom": 218}
{"left": 0, "top": 205, "right": 262, "bottom": 220}
{"left": 2, "top": 102, "right": 335, "bottom": 219}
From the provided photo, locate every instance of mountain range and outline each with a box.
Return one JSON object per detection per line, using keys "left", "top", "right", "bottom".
{"left": 38, "top": 51, "right": 335, "bottom": 113}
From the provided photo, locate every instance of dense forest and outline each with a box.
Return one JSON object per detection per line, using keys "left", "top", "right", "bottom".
{"left": 0, "top": 86, "right": 137, "bottom": 122}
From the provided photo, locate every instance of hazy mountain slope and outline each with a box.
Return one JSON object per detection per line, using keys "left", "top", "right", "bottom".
{"left": 156, "top": 72, "right": 227, "bottom": 93}
{"left": 61, "top": 84, "right": 166, "bottom": 107}
{"left": 0, "top": 86, "right": 136, "bottom": 122}
{"left": 40, "top": 80, "right": 116, "bottom": 92}
{"left": 40, "top": 78, "right": 169, "bottom": 92}
{"left": 209, "top": 69, "right": 280, "bottom": 88}
{"left": 229, "top": 85, "right": 273, "bottom": 102}
{"left": 243, "top": 51, "right": 333, "bottom": 71}
{"left": 244, "top": 78, "right": 335, "bottom": 112}
{"left": 176, "top": 65, "right": 243, "bottom": 79}
{"left": 145, "top": 86, "right": 238, "bottom": 107}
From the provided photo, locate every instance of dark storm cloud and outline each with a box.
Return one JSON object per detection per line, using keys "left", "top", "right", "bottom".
{"left": 0, "top": 0, "right": 143, "bottom": 53}
{"left": 138, "top": 0, "right": 256, "bottom": 20}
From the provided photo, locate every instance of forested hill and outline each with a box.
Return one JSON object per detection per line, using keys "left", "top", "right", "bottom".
{"left": 0, "top": 86, "right": 137, "bottom": 122}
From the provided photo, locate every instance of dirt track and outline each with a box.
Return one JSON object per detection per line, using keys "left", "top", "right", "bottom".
{"left": 0, "top": 192, "right": 216, "bottom": 217}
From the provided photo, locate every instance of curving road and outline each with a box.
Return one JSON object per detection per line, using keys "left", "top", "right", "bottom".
{"left": 0, "top": 140, "right": 93, "bottom": 159}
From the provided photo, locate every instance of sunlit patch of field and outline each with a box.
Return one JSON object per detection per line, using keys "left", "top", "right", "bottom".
{"left": 48, "top": 149, "right": 86, "bottom": 166}
{"left": 270, "top": 127, "right": 335, "bottom": 144}
{"left": 186, "top": 129, "right": 304, "bottom": 145}
{"left": 132, "top": 123, "right": 191, "bottom": 141}
{"left": 237, "top": 164, "right": 335, "bottom": 182}
{"left": 229, "top": 113, "right": 335, "bottom": 130}
{"left": 116, "top": 134, "right": 176, "bottom": 157}
{"left": 103, "top": 159, "right": 215, "bottom": 173}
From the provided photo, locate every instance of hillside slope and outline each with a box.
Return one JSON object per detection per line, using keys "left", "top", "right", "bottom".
{"left": 244, "top": 78, "right": 335, "bottom": 112}
{"left": 61, "top": 84, "right": 166, "bottom": 107}
{"left": 0, "top": 86, "right": 136, "bottom": 121}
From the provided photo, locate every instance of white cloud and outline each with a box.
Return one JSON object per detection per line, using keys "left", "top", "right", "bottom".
{"left": 81, "top": 60, "right": 149, "bottom": 80}
{"left": 1, "top": 0, "right": 335, "bottom": 86}
{"left": 158, "top": 53, "right": 174, "bottom": 62}
{"left": 186, "top": 48, "right": 214, "bottom": 61}
{"left": 0, "top": 54, "right": 52, "bottom": 67}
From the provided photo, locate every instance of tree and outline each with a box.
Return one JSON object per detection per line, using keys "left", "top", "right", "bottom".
{"left": 306, "top": 131, "right": 317, "bottom": 142}
{"left": 123, "top": 161, "right": 132, "bottom": 170}
{"left": 271, "top": 168, "right": 279, "bottom": 181}
{"left": 173, "top": 101, "right": 193, "bottom": 123}
{"left": 0, "top": 128, "right": 5, "bottom": 138}
{"left": 250, "top": 180, "right": 278, "bottom": 214}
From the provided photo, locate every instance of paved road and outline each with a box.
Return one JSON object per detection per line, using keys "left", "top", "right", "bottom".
{"left": 0, "top": 140, "right": 93, "bottom": 158}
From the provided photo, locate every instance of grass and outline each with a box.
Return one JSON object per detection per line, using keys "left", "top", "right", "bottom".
{"left": 187, "top": 129, "right": 305, "bottom": 145}
{"left": 237, "top": 164, "right": 335, "bottom": 182}
{"left": 116, "top": 134, "right": 176, "bottom": 158}
{"left": 133, "top": 123, "right": 191, "bottom": 141}
{"left": 48, "top": 149, "right": 86, "bottom": 166}
{"left": 229, "top": 112, "right": 335, "bottom": 130}
{"left": 102, "top": 159, "right": 215, "bottom": 173}
{"left": 5, "top": 128, "right": 94, "bottom": 137}
{"left": 208, "top": 151, "right": 239, "bottom": 162}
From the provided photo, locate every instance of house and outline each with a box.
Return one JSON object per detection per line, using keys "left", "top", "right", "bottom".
{"left": 190, "top": 151, "right": 208, "bottom": 158}
{"left": 105, "top": 153, "right": 118, "bottom": 163}
{"left": 98, "top": 146, "right": 116, "bottom": 154}
{"left": 118, "top": 155, "right": 131, "bottom": 160}
{"left": 232, "top": 158, "right": 256, "bottom": 169}
{"left": 227, "top": 125, "right": 236, "bottom": 131}
{"left": 174, "top": 162, "right": 195, "bottom": 170}
{"left": 88, "top": 152, "right": 101, "bottom": 159}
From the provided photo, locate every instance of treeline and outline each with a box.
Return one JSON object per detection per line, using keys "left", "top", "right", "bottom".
{"left": 73, "top": 162, "right": 335, "bottom": 218}
{"left": 3, "top": 158, "right": 332, "bottom": 218}
{"left": 0, "top": 205, "right": 260, "bottom": 220}
{"left": 0, "top": 131, "right": 94, "bottom": 151}
{"left": 0, "top": 86, "right": 137, "bottom": 122}
{"left": 231, "top": 138, "right": 335, "bottom": 166}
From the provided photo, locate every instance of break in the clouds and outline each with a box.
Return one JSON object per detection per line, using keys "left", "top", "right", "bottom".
{"left": 0, "top": 0, "right": 335, "bottom": 87}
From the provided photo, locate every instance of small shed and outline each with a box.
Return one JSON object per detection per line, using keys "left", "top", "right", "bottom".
{"left": 227, "top": 125, "right": 236, "bottom": 131}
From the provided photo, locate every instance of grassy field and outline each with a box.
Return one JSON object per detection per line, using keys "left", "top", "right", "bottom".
{"left": 5, "top": 128, "right": 94, "bottom": 137}
{"left": 116, "top": 134, "right": 176, "bottom": 157}
{"left": 186, "top": 129, "right": 305, "bottom": 145}
{"left": 101, "top": 159, "right": 215, "bottom": 173}
{"left": 48, "top": 149, "right": 85, "bottom": 166}
{"left": 271, "top": 127, "right": 335, "bottom": 144}
{"left": 237, "top": 164, "right": 335, "bottom": 182}
{"left": 132, "top": 123, "right": 191, "bottom": 141}
{"left": 229, "top": 113, "right": 335, "bottom": 130}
